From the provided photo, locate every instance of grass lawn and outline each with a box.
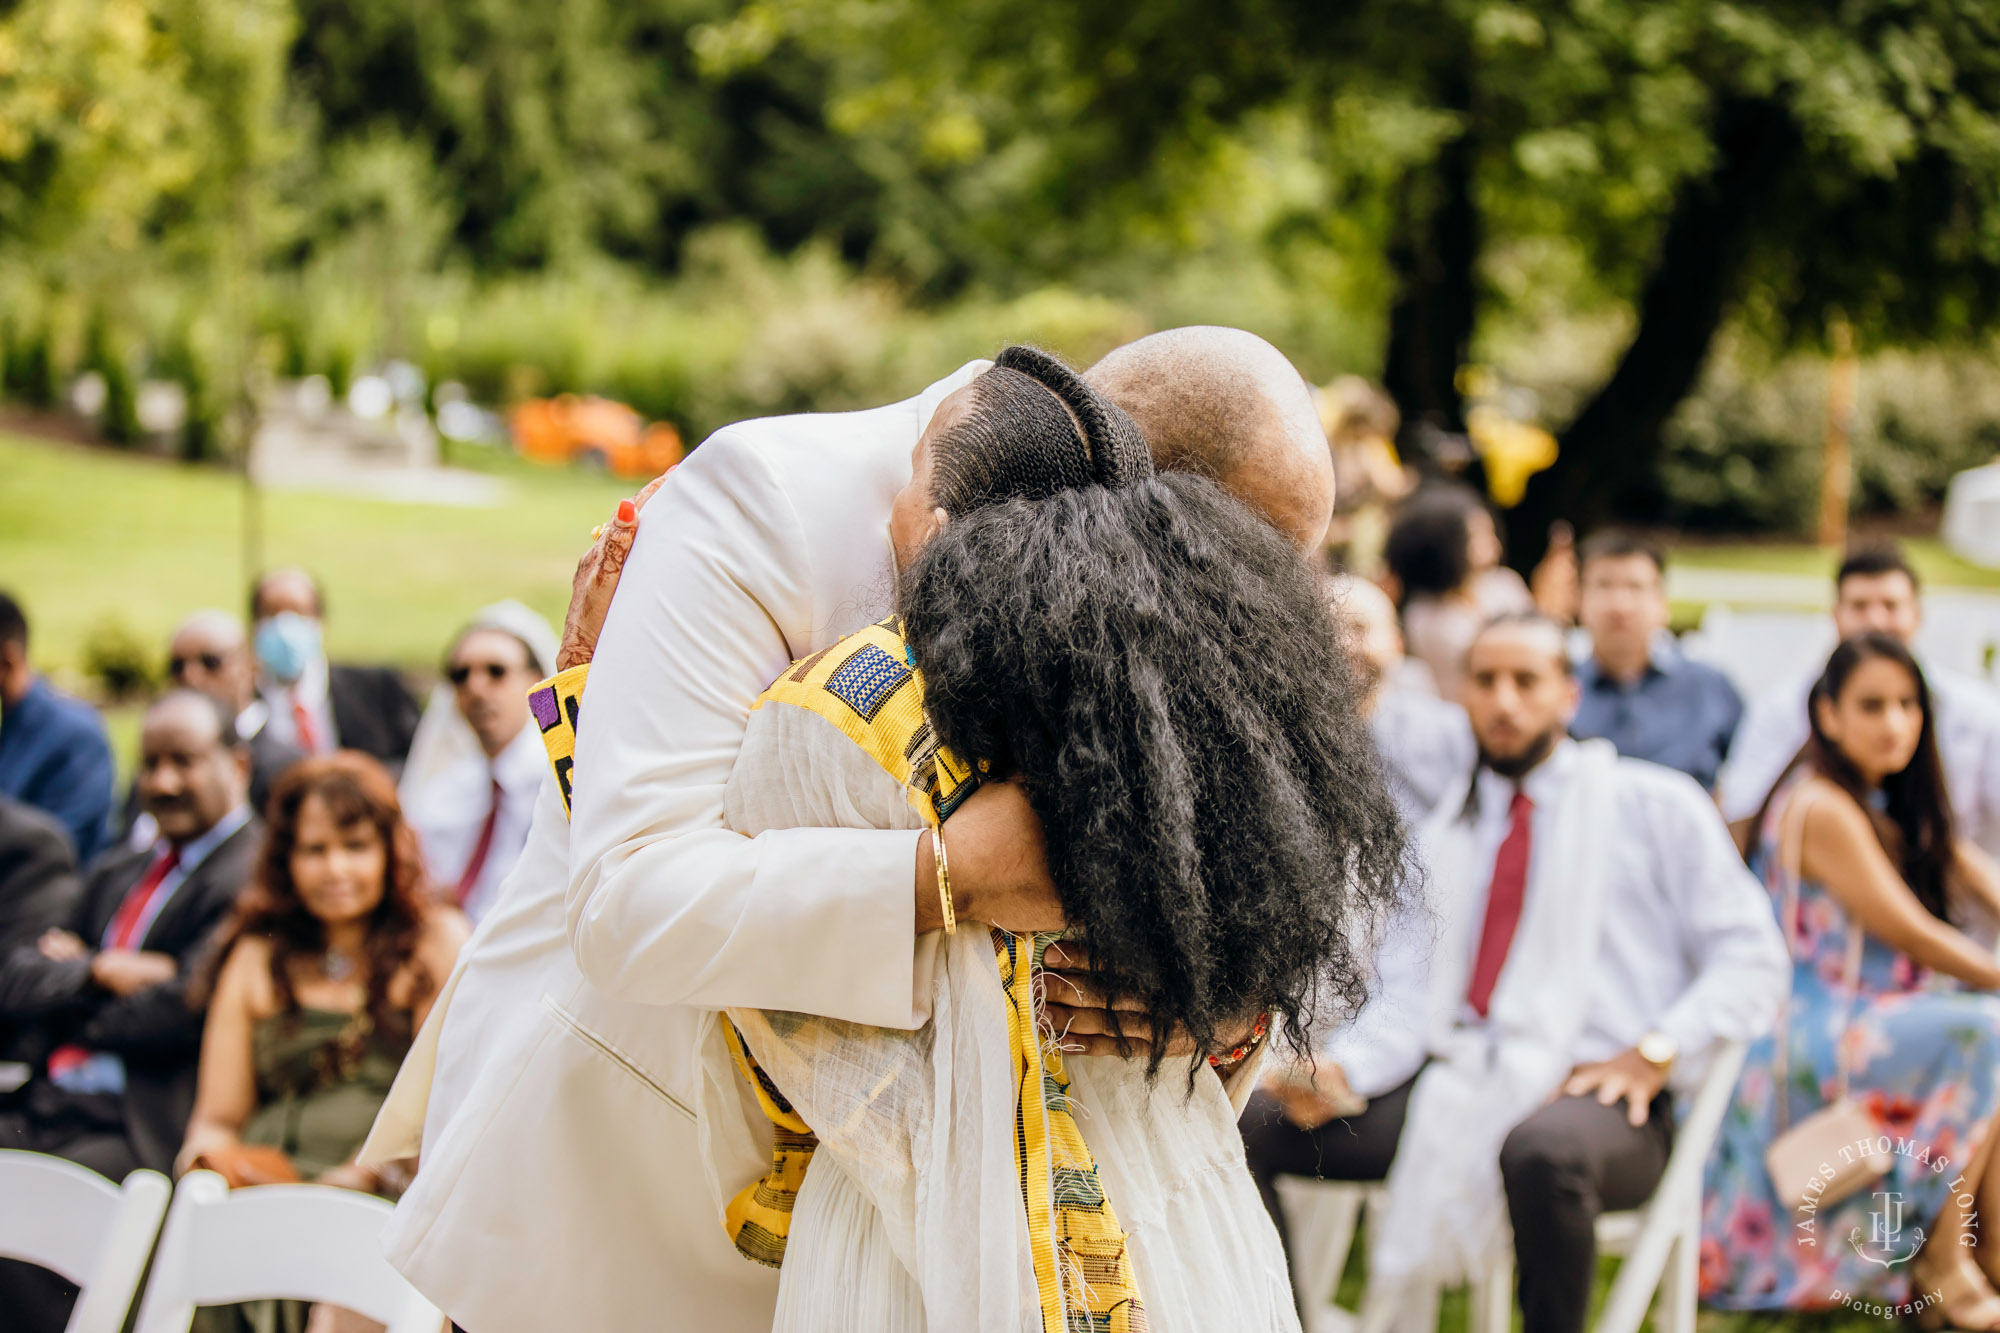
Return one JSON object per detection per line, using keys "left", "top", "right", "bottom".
{"left": 1672, "top": 537, "right": 2000, "bottom": 590}
{"left": 1, "top": 430, "right": 631, "bottom": 683}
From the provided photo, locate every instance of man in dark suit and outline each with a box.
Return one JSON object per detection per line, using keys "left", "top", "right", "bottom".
{"left": 250, "top": 567, "right": 421, "bottom": 770}
{"left": 0, "top": 690, "right": 258, "bottom": 1172}
{"left": 0, "top": 798, "right": 79, "bottom": 1082}
{"left": 0, "top": 691, "right": 259, "bottom": 1329}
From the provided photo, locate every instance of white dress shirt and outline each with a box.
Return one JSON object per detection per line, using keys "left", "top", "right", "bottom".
{"left": 1719, "top": 659, "right": 2000, "bottom": 857}
{"left": 1323, "top": 741, "right": 1787, "bottom": 1095}
{"left": 259, "top": 655, "right": 336, "bottom": 755}
{"left": 402, "top": 721, "right": 545, "bottom": 923}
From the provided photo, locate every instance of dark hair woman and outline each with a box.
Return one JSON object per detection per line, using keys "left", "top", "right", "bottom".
{"left": 898, "top": 349, "right": 1408, "bottom": 1069}
{"left": 709, "top": 344, "right": 1413, "bottom": 1333}
{"left": 179, "top": 754, "right": 466, "bottom": 1197}
{"left": 1701, "top": 633, "right": 2000, "bottom": 1326}
{"left": 1382, "top": 483, "right": 1532, "bottom": 703}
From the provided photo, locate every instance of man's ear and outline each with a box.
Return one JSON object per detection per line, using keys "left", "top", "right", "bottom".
{"left": 930, "top": 506, "right": 948, "bottom": 535}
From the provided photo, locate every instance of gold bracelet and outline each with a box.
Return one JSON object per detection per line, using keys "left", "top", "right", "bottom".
{"left": 932, "top": 826, "right": 957, "bottom": 936}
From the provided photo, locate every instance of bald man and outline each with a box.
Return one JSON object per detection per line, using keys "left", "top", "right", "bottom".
{"left": 365, "top": 332, "right": 1333, "bottom": 1333}
{"left": 1327, "top": 575, "right": 1476, "bottom": 823}
{"left": 160, "top": 611, "right": 303, "bottom": 821}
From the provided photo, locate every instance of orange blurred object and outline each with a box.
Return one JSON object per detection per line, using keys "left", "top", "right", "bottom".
{"left": 509, "top": 394, "right": 685, "bottom": 479}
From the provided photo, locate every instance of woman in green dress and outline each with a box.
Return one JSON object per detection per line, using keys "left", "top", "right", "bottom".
{"left": 180, "top": 753, "right": 466, "bottom": 1332}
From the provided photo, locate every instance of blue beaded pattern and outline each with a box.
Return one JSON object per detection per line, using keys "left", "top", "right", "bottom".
{"left": 823, "top": 643, "right": 911, "bottom": 721}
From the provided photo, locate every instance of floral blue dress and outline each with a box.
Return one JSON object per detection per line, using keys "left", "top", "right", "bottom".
{"left": 1699, "top": 781, "right": 2000, "bottom": 1310}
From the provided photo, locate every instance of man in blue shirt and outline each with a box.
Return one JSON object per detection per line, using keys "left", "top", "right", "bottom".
{"left": 0, "top": 592, "right": 114, "bottom": 861}
{"left": 1570, "top": 533, "right": 1743, "bottom": 791}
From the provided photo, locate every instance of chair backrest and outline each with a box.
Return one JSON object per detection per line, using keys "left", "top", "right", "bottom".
{"left": 132, "top": 1173, "right": 442, "bottom": 1333}
{"left": 0, "top": 1151, "right": 172, "bottom": 1333}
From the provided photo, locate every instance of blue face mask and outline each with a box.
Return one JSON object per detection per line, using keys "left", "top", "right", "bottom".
{"left": 255, "top": 612, "right": 322, "bottom": 685}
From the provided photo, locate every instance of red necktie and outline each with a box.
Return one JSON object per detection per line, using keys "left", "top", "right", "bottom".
{"left": 107, "top": 847, "right": 180, "bottom": 950}
{"left": 456, "top": 778, "right": 503, "bottom": 906}
{"left": 1465, "top": 789, "right": 1533, "bottom": 1019}
{"left": 292, "top": 694, "right": 322, "bottom": 754}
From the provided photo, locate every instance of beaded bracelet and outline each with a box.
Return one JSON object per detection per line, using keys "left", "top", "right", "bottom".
{"left": 1208, "top": 1012, "right": 1270, "bottom": 1068}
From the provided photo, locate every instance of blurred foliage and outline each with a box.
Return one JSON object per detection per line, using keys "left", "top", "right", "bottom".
{"left": 3, "top": 0, "right": 2000, "bottom": 535}
{"left": 79, "top": 614, "right": 160, "bottom": 699}
{"left": 1660, "top": 340, "right": 2000, "bottom": 531}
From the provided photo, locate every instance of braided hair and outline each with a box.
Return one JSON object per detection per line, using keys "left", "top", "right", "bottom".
{"left": 902, "top": 346, "right": 1412, "bottom": 1078}
{"left": 927, "top": 345, "right": 1152, "bottom": 514}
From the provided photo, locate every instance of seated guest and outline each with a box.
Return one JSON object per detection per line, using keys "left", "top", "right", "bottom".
{"left": 1330, "top": 574, "right": 1475, "bottom": 822}
{"left": 1383, "top": 486, "right": 1533, "bottom": 703}
{"left": 0, "top": 798, "right": 79, "bottom": 1084}
{"left": 179, "top": 753, "right": 464, "bottom": 1190}
{"left": 1570, "top": 531, "right": 1742, "bottom": 790}
{"left": 121, "top": 611, "right": 306, "bottom": 848}
{"left": 250, "top": 568, "right": 421, "bottom": 769}
{"left": 0, "top": 590, "right": 115, "bottom": 861}
{"left": 399, "top": 604, "right": 555, "bottom": 922}
{"left": 1720, "top": 544, "right": 2000, "bottom": 861}
{"left": 1701, "top": 633, "right": 2000, "bottom": 1324}
{"left": 1243, "top": 614, "right": 1787, "bottom": 1333}
{"left": 0, "top": 691, "right": 257, "bottom": 1331}
{"left": 169, "top": 609, "right": 307, "bottom": 816}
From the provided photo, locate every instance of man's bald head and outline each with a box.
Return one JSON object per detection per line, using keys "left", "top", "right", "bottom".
{"left": 169, "top": 609, "right": 254, "bottom": 711}
{"left": 1085, "top": 326, "right": 1334, "bottom": 550}
{"left": 1324, "top": 573, "right": 1402, "bottom": 710}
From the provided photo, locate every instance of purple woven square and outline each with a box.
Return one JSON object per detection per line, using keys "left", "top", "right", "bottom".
{"left": 530, "top": 686, "right": 562, "bottom": 733}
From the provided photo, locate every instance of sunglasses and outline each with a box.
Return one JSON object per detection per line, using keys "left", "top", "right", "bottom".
{"left": 448, "top": 662, "right": 517, "bottom": 686}
{"left": 169, "top": 653, "right": 226, "bottom": 677}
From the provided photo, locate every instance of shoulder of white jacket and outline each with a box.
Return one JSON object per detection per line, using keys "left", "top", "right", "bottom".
{"left": 689, "top": 361, "right": 988, "bottom": 469}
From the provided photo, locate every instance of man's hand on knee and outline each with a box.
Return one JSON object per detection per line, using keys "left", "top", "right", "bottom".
{"left": 1560, "top": 1048, "right": 1667, "bottom": 1128}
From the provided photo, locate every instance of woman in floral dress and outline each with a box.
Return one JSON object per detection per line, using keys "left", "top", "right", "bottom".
{"left": 1701, "top": 633, "right": 2000, "bottom": 1326}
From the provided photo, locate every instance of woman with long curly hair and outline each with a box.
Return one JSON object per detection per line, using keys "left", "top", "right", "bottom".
{"left": 635, "top": 345, "right": 1414, "bottom": 1333}
{"left": 1701, "top": 633, "right": 2000, "bottom": 1325}
{"left": 179, "top": 753, "right": 466, "bottom": 1200}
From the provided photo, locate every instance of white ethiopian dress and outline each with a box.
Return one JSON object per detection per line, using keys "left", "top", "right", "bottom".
{"left": 700, "top": 639, "right": 1302, "bottom": 1333}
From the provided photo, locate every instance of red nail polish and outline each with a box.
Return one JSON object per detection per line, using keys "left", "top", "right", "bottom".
{"left": 616, "top": 499, "right": 636, "bottom": 524}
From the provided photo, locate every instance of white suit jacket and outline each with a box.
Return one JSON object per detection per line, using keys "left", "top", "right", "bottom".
{"left": 364, "top": 362, "right": 987, "bottom": 1333}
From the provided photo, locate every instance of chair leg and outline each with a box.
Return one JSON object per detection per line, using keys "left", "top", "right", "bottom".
{"left": 1277, "top": 1180, "right": 1367, "bottom": 1320}
{"left": 1473, "top": 1251, "right": 1515, "bottom": 1333}
{"left": 1360, "top": 1276, "right": 1440, "bottom": 1333}
{"left": 1655, "top": 1226, "right": 1697, "bottom": 1333}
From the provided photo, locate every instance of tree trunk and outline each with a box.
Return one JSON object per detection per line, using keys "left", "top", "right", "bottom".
{"left": 1507, "top": 95, "right": 1800, "bottom": 565}
{"left": 1381, "top": 71, "right": 1479, "bottom": 479}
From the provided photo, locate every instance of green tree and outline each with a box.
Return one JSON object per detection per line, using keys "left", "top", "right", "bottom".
{"left": 717, "top": 0, "right": 2000, "bottom": 548}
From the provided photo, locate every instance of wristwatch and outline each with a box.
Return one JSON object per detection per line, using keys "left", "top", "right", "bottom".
{"left": 1637, "top": 1030, "right": 1678, "bottom": 1074}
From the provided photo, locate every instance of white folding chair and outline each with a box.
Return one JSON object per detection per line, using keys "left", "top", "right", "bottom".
{"left": 131, "top": 1171, "right": 442, "bottom": 1333}
{"left": 0, "top": 1150, "right": 171, "bottom": 1333}
{"left": 1283, "top": 1039, "right": 1749, "bottom": 1333}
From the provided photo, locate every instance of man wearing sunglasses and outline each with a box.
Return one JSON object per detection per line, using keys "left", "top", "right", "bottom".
{"left": 400, "top": 604, "right": 553, "bottom": 922}
{"left": 157, "top": 611, "right": 304, "bottom": 826}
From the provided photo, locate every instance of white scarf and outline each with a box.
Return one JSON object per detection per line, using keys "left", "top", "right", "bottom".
{"left": 1367, "top": 739, "right": 1618, "bottom": 1295}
